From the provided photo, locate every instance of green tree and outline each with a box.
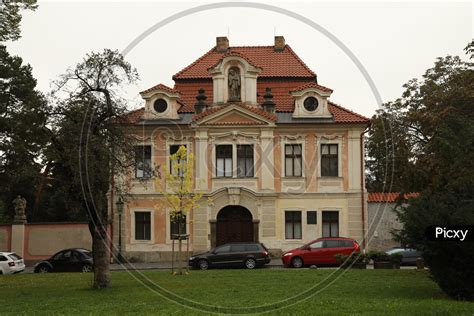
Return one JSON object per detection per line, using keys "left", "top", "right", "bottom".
{"left": 50, "top": 49, "right": 138, "bottom": 288}
{"left": 394, "top": 42, "right": 474, "bottom": 300}
{"left": 0, "top": 0, "right": 37, "bottom": 42}
{"left": 157, "top": 145, "right": 202, "bottom": 275}
{"left": 0, "top": 44, "right": 49, "bottom": 222}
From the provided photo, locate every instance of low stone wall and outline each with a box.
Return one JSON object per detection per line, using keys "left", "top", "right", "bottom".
{"left": 24, "top": 223, "right": 93, "bottom": 260}
{"left": 367, "top": 202, "right": 402, "bottom": 251}
{"left": 0, "top": 225, "right": 12, "bottom": 251}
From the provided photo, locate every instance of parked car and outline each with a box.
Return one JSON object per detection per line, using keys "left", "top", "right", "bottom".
{"left": 189, "top": 242, "right": 271, "bottom": 270}
{"left": 0, "top": 252, "right": 25, "bottom": 275}
{"left": 282, "top": 237, "right": 360, "bottom": 268}
{"left": 34, "top": 248, "right": 93, "bottom": 273}
{"left": 385, "top": 247, "right": 423, "bottom": 266}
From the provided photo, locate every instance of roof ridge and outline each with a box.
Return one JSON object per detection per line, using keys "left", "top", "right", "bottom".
{"left": 328, "top": 100, "right": 370, "bottom": 121}
{"left": 285, "top": 45, "right": 316, "bottom": 77}
{"left": 172, "top": 47, "right": 216, "bottom": 80}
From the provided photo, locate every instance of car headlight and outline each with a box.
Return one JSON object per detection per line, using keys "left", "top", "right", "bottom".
{"left": 283, "top": 252, "right": 293, "bottom": 257}
{"left": 189, "top": 257, "right": 195, "bottom": 260}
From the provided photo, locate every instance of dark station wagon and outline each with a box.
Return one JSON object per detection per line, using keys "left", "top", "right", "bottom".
{"left": 189, "top": 242, "right": 271, "bottom": 270}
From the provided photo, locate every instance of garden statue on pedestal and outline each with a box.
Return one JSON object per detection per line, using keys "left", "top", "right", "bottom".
{"left": 13, "top": 195, "right": 27, "bottom": 223}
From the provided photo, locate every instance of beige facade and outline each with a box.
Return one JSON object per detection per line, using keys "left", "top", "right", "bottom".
{"left": 116, "top": 37, "right": 370, "bottom": 261}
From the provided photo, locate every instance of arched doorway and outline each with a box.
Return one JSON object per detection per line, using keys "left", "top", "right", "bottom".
{"left": 216, "top": 206, "right": 253, "bottom": 246}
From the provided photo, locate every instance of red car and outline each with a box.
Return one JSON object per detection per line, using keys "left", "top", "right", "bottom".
{"left": 281, "top": 237, "right": 360, "bottom": 268}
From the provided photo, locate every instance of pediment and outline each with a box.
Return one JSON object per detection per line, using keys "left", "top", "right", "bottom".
{"left": 195, "top": 104, "right": 276, "bottom": 126}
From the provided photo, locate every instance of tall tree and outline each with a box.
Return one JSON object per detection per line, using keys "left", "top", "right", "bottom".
{"left": 50, "top": 49, "right": 138, "bottom": 288}
{"left": 0, "top": 0, "right": 37, "bottom": 42}
{"left": 394, "top": 42, "right": 474, "bottom": 300}
{"left": 0, "top": 44, "right": 49, "bottom": 222}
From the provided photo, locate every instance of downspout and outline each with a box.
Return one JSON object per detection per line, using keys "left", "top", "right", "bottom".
{"left": 360, "top": 124, "right": 371, "bottom": 252}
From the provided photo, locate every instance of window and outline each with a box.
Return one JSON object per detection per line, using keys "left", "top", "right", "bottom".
{"left": 0, "top": 255, "right": 7, "bottom": 262}
{"left": 214, "top": 245, "right": 231, "bottom": 254}
{"left": 321, "top": 144, "right": 338, "bottom": 177}
{"left": 309, "top": 241, "right": 323, "bottom": 249}
{"left": 230, "top": 244, "right": 246, "bottom": 252}
{"left": 303, "top": 97, "right": 319, "bottom": 112}
{"left": 285, "top": 211, "right": 302, "bottom": 239}
{"left": 322, "top": 211, "right": 339, "bottom": 237}
{"left": 169, "top": 144, "right": 187, "bottom": 175}
{"left": 285, "top": 144, "right": 302, "bottom": 177}
{"left": 216, "top": 145, "right": 232, "bottom": 177}
{"left": 135, "top": 212, "right": 151, "bottom": 240}
{"left": 153, "top": 98, "right": 168, "bottom": 113}
{"left": 245, "top": 244, "right": 260, "bottom": 252}
{"left": 135, "top": 145, "right": 152, "bottom": 178}
{"left": 307, "top": 211, "right": 317, "bottom": 224}
{"left": 170, "top": 213, "right": 187, "bottom": 240}
{"left": 324, "top": 240, "right": 340, "bottom": 248}
{"left": 237, "top": 145, "right": 254, "bottom": 177}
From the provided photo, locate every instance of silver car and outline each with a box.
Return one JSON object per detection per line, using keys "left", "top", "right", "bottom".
{"left": 0, "top": 252, "right": 25, "bottom": 275}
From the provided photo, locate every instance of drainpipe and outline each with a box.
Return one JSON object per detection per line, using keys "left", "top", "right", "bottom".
{"left": 360, "top": 124, "right": 371, "bottom": 252}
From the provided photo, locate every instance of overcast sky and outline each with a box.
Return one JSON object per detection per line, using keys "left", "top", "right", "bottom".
{"left": 5, "top": 1, "right": 473, "bottom": 117}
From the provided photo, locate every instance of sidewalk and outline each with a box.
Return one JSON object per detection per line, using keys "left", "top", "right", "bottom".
{"left": 109, "top": 259, "right": 285, "bottom": 271}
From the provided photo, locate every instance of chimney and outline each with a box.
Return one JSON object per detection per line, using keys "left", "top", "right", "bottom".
{"left": 262, "top": 87, "right": 276, "bottom": 114}
{"left": 194, "top": 88, "right": 207, "bottom": 114}
{"left": 274, "top": 36, "right": 285, "bottom": 51}
{"left": 216, "top": 36, "right": 229, "bottom": 53}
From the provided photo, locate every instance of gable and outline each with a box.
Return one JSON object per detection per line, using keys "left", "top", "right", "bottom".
{"left": 194, "top": 104, "right": 277, "bottom": 126}
{"left": 203, "top": 111, "right": 266, "bottom": 126}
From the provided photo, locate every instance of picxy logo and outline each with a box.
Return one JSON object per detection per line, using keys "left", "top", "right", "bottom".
{"left": 426, "top": 225, "right": 473, "bottom": 242}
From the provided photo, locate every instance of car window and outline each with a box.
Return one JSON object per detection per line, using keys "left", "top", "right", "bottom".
{"left": 340, "top": 240, "right": 353, "bottom": 247}
{"left": 231, "top": 244, "right": 246, "bottom": 252}
{"left": 0, "top": 255, "right": 7, "bottom": 261}
{"left": 52, "top": 251, "right": 65, "bottom": 261}
{"left": 214, "top": 245, "right": 231, "bottom": 254}
{"left": 386, "top": 248, "right": 402, "bottom": 255}
{"left": 245, "top": 244, "right": 260, "bottom": 252}
{"left": 309, "top": 241, "right": 323, "bottom": 249}
{"left": 8, "top": 254, "right": 21, "bottom": 260}
{"left": 71, "top": 251, "right": 82, "bottom": 262}
{"left": 324, "top": 240, "right": 340, "bottom": 248}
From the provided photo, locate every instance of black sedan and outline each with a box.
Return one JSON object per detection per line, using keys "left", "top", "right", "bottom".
{"left": 34, "top": 248, "right": 93, "bottom": 273}
{"left": 385, "top": 247, "right": 423, "bottom": 265}
{"left": 189, "top": 242, "right": 271, "bottom": 270}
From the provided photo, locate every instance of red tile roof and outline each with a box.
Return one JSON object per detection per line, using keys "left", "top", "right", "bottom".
{"left": 173, "top": 45, "right": 316, "bottom": 79}
{"left": 291, "top": 82, "right": 333, "bottom": 93}
{"left": 368, "top": 192, "right": 420, "bottom": 203}
{"left": 192, "top": 103, "right": 277, "bottom": 122}
{"left": 328, "top": 101, "right": 370, "bottom": 124}
{"left": 140, "top": 83, "right": 179, "bottom": 95}
{"left": 122, "top": 107, "right": 144, "bottom": 123}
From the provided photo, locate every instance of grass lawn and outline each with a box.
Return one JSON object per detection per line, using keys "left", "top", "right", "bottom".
{"left": 1, "top": 269, "right": 473, "bottom": 315}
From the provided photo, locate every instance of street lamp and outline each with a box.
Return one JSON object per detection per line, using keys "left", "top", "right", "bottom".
{"left": 116, "top": 197, "right": 124, "bottom": 263}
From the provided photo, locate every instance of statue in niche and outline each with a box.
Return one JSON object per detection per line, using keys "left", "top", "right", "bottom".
{"left": 228, "top": 67, "right": 241, "bottom": 101}
{"left": 13, "top": 195, "right": 27, "bottom": 222}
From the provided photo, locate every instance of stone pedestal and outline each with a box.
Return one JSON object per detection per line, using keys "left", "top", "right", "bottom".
{"left": 11, "top": 223, "right": 25, "bottom": 257}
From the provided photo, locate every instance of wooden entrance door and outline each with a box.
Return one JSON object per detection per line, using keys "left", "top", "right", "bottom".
{"left": 216, "top": 206, "right": 253, "bottom": 246}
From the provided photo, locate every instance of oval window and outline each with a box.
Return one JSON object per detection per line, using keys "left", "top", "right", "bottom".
{"left": 303, "top": 97, "right": 319, "bottom": 112}
{"left": 153, "top": 99, "right": 168, "bottom": 113}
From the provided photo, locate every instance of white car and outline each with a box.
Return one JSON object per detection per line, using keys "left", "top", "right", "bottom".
{"left": 0, "top": 252, "right": 25, "bottom": 275}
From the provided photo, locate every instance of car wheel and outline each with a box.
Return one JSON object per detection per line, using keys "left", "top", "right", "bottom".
{"left": 81, "top": 264, "right": 92, "bottom": 273}
{"left": 37, "top": 264, "right": 51, "bottom": 273}
{"left": 245, "top": 258, "right": 257, "bottom": 269}
{"left": 198, "top": 259, "right": 209, "bottom": 270}
{"left": 291, "top": 257, "right": 304, "bottom": 268}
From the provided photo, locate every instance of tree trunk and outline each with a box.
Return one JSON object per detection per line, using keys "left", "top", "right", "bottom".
{"left": 90, "top": 221, "right": 110, "bottom": 288}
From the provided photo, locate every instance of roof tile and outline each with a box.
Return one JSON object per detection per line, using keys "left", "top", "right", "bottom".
{"left": 368, "top": 192, "right": 420, "bottom": 203}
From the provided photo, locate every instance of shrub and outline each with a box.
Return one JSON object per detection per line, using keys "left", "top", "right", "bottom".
{"left": 368, "top": 251, "right": 402, "bottom": 264}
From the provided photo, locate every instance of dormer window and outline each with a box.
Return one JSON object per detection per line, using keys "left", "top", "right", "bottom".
{"left": 303, "top": 97, "right": 319, "bottom": 112}
{"left": 153, "top": 99, "right": 168, "bottom": 113}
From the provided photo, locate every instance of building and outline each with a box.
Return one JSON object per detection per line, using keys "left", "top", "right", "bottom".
{"left": 367, "top": 192, "right": 419, "bottom": 251}
{"left": 115, "top": 36, "right": 370, "bottom": 261}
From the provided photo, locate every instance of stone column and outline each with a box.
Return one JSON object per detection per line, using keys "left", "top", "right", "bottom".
{"left": 195, "top": 130, "right": 208, "bottom": 191}
{"left": 260, "top": 129, "right": 275, "bottom": 191}
{"left": 209, "top": 219, "right": 217, "bottom": 248}
{"left": 253, "top": 219, "right": 260, "bottom": 242}
{"left": 11, "top": 220, "right": 26, "bottom": 258}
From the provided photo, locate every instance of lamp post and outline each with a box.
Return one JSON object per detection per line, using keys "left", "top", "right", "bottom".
{"left": 116, "top": 197, "right": 124, "bottom": 263}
